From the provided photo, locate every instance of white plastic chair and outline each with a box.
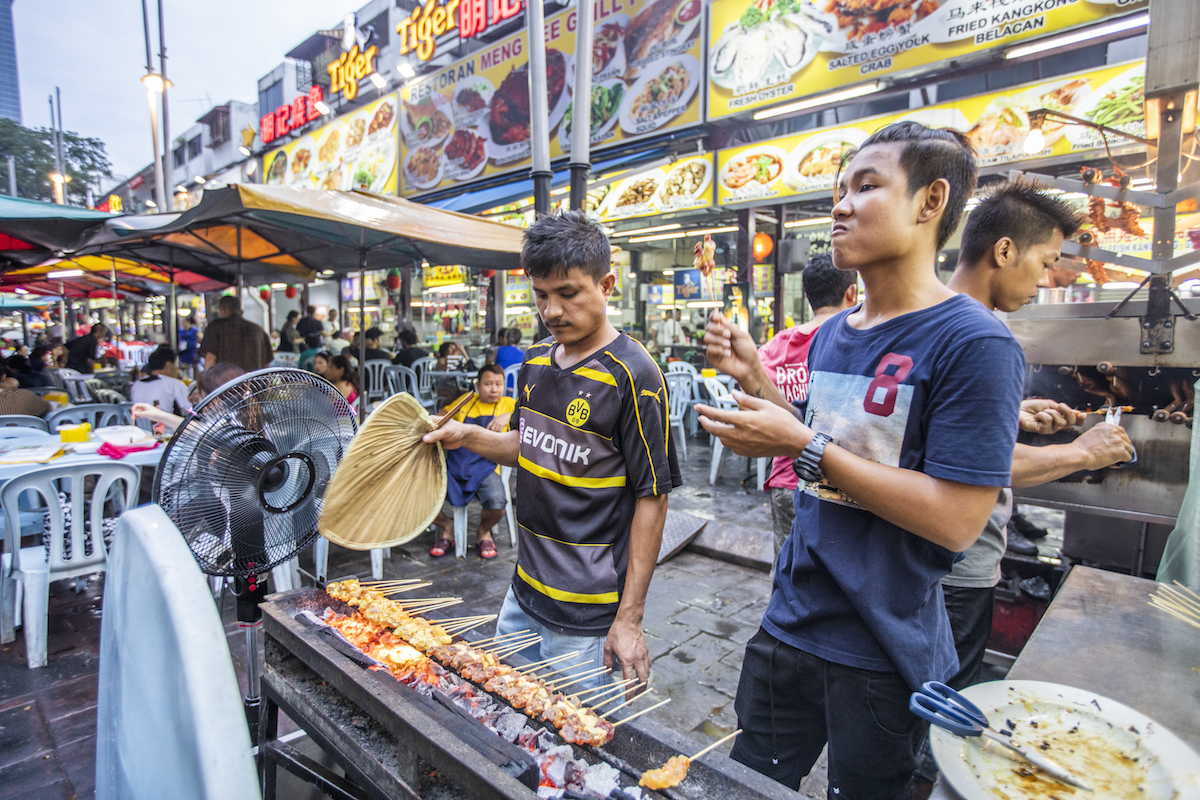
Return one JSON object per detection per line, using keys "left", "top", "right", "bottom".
{"left": 703, "top": 377, "right": 740, "bottom": 486}
{"left": 664, "top": 372, "right": 691, "bottom": 462}
{"left": 0, "top": 415, "right": 49, "bottom": 431}
{"left": 47, "top": 403, "right": 130, "bottom": 430}
{"left": 667, "top": 361, "right": 698, "bottom": 375}
{"left": 362, "top": 359, "right": 392, "bottom": 405}
{"left": 57, "top": 367, "right": 95, "bottom": 404}
{"left": 503, "top": 363, "right": 521, "bottom": 398}
{"left": 411, "top": 356, "right": 437, "bottom": 412}
{"left": 96, "top": 505, "right": 259, "bottom": 800}
{"left": 0, "top": 461, "right": 141, "bottom": 668}
{"left": 385, "top": 364, "right": 419, "bottom": 398}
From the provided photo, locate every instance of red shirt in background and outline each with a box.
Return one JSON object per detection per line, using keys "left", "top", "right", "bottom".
{"left": 758, "top": 326, "right": 821, "bottom": 490}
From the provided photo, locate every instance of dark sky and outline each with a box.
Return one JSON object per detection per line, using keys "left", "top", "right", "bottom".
{"left": 15, "top": 0, "right": 364, "bottom": 179}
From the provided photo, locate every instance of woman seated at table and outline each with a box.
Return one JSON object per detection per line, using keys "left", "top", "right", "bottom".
{"left": 0, "top": 366, "right": 50, "bottom": 417}
{"left": 298, "top": 334, "right": 323, "bottom": 372}
{"left": 324, "top": 354, "right": 359, "bottom": 406}
{"left": 429, "top": 364, "right": 514, "bottom": 559}
{"left": 131, "top": 363, "right": 246, "bottom": 433}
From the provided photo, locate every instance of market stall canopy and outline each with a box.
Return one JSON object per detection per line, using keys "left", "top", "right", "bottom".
{"left": 74, "top": 185, "right": 525, "bottom": 281}
{"left": 0, "top": 255, "right": 229, "bottom": 298}
{"left": 0, "top": 196, "right": 118, "bottom": 268}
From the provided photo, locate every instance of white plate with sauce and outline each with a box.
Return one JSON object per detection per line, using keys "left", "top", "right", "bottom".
{"left": 931, "top": 680, "right": 1200, "bottom": 800}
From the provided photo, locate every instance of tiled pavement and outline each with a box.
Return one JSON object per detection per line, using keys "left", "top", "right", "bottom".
{"left": 0, "top": 437, "right": 843, "bottom": 799}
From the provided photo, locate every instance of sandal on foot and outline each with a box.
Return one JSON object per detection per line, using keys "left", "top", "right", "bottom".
{"left": 430, "top": 538, "right": 453, "bottom": 557}
{"left": 478, "top": 539, "right": 497, "bottom": 559}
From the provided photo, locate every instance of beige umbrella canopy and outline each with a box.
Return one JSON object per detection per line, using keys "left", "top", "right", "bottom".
{"left": 320, "top": 393, "right": 447, "bottom": 550}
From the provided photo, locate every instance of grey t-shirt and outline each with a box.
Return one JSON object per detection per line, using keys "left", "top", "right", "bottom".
{"left": 943, "top": 488, "right": 1012, "bottom": 589}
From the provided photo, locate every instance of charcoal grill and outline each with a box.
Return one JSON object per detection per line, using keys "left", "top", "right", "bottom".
{"left": 259, "top": 586, "right": 796, "bottom": 800}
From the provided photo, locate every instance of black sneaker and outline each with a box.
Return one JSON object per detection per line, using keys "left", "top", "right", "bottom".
{"left": 1009, "top": 510, "right": 1049, "bottom": 540}
{"left": 1005, "top": 528, "right": 1040, "bottom": 556}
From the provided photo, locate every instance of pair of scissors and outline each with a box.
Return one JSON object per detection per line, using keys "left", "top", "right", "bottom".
{"left": 910, "top": 681, "right": 1093, "bottom": 792}
{"left": 1103, "top": 404, "right": 1137, "bottom": 465}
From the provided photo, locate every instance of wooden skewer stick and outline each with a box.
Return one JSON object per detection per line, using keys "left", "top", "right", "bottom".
{"left": 1171, "top": 580, "right": 1200, "bottom": 602}
{"left": 404, "top": 600, "right": 463, "bottom": 613}
{"left": 472, "top": 629, "right": 532, "bottom": 647}
{"left": 395, "top": 596, "right": 460, "bottom": 605}
{"left": 1149, "top": 596, "right": 1200, "bottom": 622}
{"left": 494, "top": 639, "right": 543, "bottom": 658}
{"left": 538, "top": 664, "right": 604, "bottom": 686}
{"left": 432, "top": 392, "right": 476, "bottom": 431}
{"left": 362, "top": 578, "right": 426, "bottom": 585}
{"left": 1149, "top": 599, "right": 1200, "bottom": 630}
{"left": 611, "top": 698, "right": 671, "bottom": 727}
{"left": 490, "top": 633, "right": 542, "bottom": 651}
{"left": 446, "top": 618, "right": 494, "bottom": 636}
{"left": 1161, "top": 585, "right": 1200, "bottom": 615}
{"left": 380, "top": 583, "right": 435, "bottom": 595}
{"left": 584, "top": 680, "right": 644, "bottom": 707}
{"left": 550, "top": 666, "right": 611, "bottom": 691}
{"left": 521, "top": 652, "right": 583, "bottom": 673}
{"left": 690, "top": 729, "right": 742, "bottom": 761}
{"left": 1151, "top": 592, "right": 1200, "bottom": 618}
{"left": 600, "top": 691, "right": 660, "bottom": 718}
{"left": 437, "top": 614, "right": 495, "bottom": 623}
{"left": 532, "top": 660, "right": 592, "bottom": 680}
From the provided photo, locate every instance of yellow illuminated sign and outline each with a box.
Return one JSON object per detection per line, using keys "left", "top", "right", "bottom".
{"left": 328, "top": 44, "right": 379, "bottom": 101}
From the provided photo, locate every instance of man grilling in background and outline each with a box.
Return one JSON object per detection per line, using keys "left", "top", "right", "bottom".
{"left": 426, "top": 210, "right": 681, "bottom": 697}
{"left": 910, "top": 179, "right": 1135, "bottom": 791}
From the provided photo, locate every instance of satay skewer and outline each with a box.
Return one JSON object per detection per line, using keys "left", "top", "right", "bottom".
{"left": 519, "top": 651, "right": 581, "bottom": 672}
{"left": 690, "top": 729, "right": 742, "bottom": 761}
{"left": 378, "top": 583, "right": 435, "bottom": 595}
{"left": 584, "top": 680, "right": 644, "bottom": 706}
{"left": 549, "top": 666, "right": 611, "bottom": 690}
{"left": 612, "top": 698, "right": 671, "bottom": 727}
{"left": 471, "top": 629, "right": 532, "bottom": 647}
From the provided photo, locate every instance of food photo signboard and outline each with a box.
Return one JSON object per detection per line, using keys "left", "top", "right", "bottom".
{"left": 706, "top": 0, "right": 1147, "bottom": 121}
{"left": 399, "top": 0, "right": 704, "bottom": 197}
{"left": 264, "top": 93, "right": 399, "bottom": 193}
{"left": 716, "top": 60, "right": 1149, "bottom": 206}
{"left": 595, "top": 154, "right": 714, "bottom": 222}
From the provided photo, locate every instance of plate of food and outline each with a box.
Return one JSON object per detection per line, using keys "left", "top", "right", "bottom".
{"left": 401, "top": 94, "right": 452, "bottom": 149}
{"left": 404, "top": 145, "right": 443, "bottom": 191}
{"left": 624, "top": 0, "right": 702, "bottom": 72}
{"left": 351, "top": 138, "right": 397, "bottom": 193}
{"left": 620, "top": 54, "right": 700, "bottom": 136}
{"left": 264, "top": 149, "right": 288, "bottom": 186}
{"left": 368, "top": 96, "right": 397, "bottom": 142}
{"left": 559, "top": 79, "right": 626, "bottom": 150}
{"left": 783, "top": 128, "right": 866, "bottom": 193}
{"left": 442, "top": 127, "right": 489, "bottom": 182}
{"left": 969, "top": 78, "right": 1091, "bottom": 159}
{"left": 719, "top": 145, "right": 787, "bottom": 195}
{"left": 487, "top": 49, "right": 571, "bottom": 163}
{"left": 315, "top": 121, "right": 347, "bottom": 172}
{"left": 343, "top": 109, "right": 372, "bottom": 153}
{"left": 605, "top": 169, "right": 665, "bottom": 217}
{"left": 655, "top": 157, "right": 711, "bottom": 210}
{"left": 1066, "top": 66, "right": 1147, "bottom": 146}
{"left": 821, "top": 0, "right": 939, "bottom": 48}
{"left": 315, "top": 165, "right": 350, "bottom": 191}
{"left": 709, "top": 0, "right": 831, "bottom": 92}
{"left": 592, "top": 15, "right": 628, "bottom": 82}
{"left": 931, "top": 681, "right": 1200, "bottom": 800}
{"left": 452, "top": 77, "right": 494, "bottom": 128}
{"left": 288, "top": 135, "right": 316, "bottom": 185}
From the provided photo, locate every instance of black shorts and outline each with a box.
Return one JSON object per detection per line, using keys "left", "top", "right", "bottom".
{"left": 730, "top": 627, "right": 922, "bottom": 799}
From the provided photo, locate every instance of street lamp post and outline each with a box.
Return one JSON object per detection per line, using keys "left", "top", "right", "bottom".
{"left": 141, "top": 0, "right": 169, "bottom": 213}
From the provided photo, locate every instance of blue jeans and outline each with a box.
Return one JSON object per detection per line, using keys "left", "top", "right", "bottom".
{"left": 495, "top": 587, "right": 614, "bottom": 694}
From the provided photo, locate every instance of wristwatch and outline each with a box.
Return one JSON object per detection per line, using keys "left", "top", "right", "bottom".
{"left": 793, "top": 433, "right": 833, "bottom": 483}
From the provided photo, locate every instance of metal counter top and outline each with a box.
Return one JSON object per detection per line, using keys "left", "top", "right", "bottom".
{"left": 931, "top": 565, "right": 1200, "bottom": 799}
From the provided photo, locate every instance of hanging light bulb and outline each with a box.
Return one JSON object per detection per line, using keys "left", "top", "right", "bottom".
{"left": 1023, "top": 115, "right": 1046, "bottom": 155}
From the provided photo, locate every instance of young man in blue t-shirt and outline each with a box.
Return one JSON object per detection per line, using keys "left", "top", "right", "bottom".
{"left": 698, "top": 122, "right": 1026, "bottom": 797}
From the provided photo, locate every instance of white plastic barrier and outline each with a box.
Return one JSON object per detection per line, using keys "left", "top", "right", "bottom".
{"left": 96, "top": 505, "right": 260, "bottom": 800}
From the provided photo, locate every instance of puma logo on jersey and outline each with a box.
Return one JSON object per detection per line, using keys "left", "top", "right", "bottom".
{"left": 524, "top": 383, "right": 535, "bottom": 402}
{"left": 640, "top": 387, "right": 663, "bottom": 403}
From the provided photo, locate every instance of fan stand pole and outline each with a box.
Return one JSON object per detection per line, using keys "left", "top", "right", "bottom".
{"left": 235, "top": 572, "right": 270, "bottom": 745}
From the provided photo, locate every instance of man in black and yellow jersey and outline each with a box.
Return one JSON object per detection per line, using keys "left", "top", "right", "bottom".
{"left": 426, "top": 210, "right": 681, "bottom": 695}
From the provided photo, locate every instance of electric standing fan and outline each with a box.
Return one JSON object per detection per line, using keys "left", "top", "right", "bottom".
{"left": 153, "top": 368, "right": 357, "bottom": 739}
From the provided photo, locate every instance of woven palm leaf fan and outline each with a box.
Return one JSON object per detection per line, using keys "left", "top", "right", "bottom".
{"left": 320, "top": 392, "right": 448, "bottom": 549}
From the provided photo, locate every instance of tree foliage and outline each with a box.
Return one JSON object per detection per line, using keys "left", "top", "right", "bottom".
{"left": 0, "top": 119, "right": 112, "bottom": 205}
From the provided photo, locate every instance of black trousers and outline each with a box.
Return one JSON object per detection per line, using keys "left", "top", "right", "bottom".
{"left": 730, "top": 628, "right": 922, "bottom": 800}
{"left": 915, "top": 584, "right": 995, "bottom": 780}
